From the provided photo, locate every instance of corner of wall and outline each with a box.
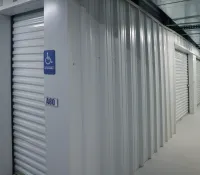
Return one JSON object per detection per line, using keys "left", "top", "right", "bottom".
{"left": 0, "top": 14, "right": 12, "bottom": 175}
{"left": 188, "top": 54, "right": 197, "bottom": 114}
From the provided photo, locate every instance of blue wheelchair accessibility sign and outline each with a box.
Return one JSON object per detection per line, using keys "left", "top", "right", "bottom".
{"left": 44, "top": 50, "right": 56, "bottom": 75}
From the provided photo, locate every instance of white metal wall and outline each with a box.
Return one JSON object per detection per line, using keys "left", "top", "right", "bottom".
{"left": 62, "top": 0, "right": 176, "bottom": 174}
{"left": 175, "top": 50, "right": 189, "bottom": 121}
{"left": 0, "top": 15, "right": 12, "bottom": 175}
{"left": 12, "top": 12, "right": 46, "bottom": 175}
{"left": 196, "top": 60, "right": 200, "bottom": 105}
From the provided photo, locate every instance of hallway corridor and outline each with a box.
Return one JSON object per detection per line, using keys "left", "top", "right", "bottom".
{"left": 136, "top": 107, "right": 200, "bottom": 175}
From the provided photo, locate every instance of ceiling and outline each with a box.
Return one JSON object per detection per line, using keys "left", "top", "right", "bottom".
{"left": 151, "top": 0, "right": 200, "bottom": 48}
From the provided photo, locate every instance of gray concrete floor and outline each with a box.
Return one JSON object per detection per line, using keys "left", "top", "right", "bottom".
{"left": 136, "top": 107, "right": 200, "bottom": 175}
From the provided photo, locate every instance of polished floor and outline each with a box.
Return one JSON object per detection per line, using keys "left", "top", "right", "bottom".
{"left": 136, "top": 107, "right": 200, "bottom": 175}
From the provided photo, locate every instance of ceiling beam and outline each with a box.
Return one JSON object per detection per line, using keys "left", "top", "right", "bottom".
{"left": 171, "top": 24, "right": 200, "bottom": 30}
{"left": 167, "top": 21, "right": 200, "bottom": 27}
{"left": 158, "top": 0, "right": 191, "bottom": 6}
{"left": 173, "top": 15, "right": 200, "bottom": 21}
{"left": 182, "top": 33, "right": 200, "bottom": 36}
{"left": 181, "top": 24, "right": 200, "bottom": 29}
{"left": 131, "top": 0, "right": 200, "bottom": 49}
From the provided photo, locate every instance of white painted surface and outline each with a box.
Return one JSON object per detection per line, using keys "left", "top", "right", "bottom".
{"left": 0, "top": 0, "right": 44, "bottom": 15}
{"left": 189, "top": 54, "right": 197, "bottom": 114}
{"left": 196, "top": 59, "right": 200, "bottom": 106}
{"left": 174, "top": 44, "right": 198, "bottom": 115}
{"left": 136, "top": 107, "right": 200, "bottom": 175}
{"left": 167, "top": 32, "right": 176, "bottom": 135}
{"left": 44, "top": 1, "right": 69, "bottom": 175}
{"left": 175, "top": 50, "right": 189, "bottom": 121}
{"left": 3, "top": 0, "right": 12, "bottom": 6}
{"left": 43, "top": 0, "right": 183, "bottom": 175}
{"left": 12, "top": 12, "right": 46, "bottom": 175}
{"left": 0, "top": 15, "right": 12, "bottom": 175}
{"left": 0, "top": 0, "right": 198, "bottom": 175}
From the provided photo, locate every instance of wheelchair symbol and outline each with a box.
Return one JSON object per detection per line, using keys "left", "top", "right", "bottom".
{"left": 45, "top": 52, "right": 53, "bottom": 65}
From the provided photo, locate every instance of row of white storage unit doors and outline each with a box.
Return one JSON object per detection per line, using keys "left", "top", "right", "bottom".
{"left": 175, "top": 50, "right": 200, "bottom": 121}
{"left": 11, "top": 10, "right": 196, "bottom": 175}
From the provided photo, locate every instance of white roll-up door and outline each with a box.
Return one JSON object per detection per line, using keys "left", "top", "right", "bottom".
{"left": 196, "top": 60, "right": 200, "bottom": 106}
{"left": 175, "top": 50, "right": 189, "bottom": 121}
{"left": 12, "top": 11, "right": 46, "bottom": 175}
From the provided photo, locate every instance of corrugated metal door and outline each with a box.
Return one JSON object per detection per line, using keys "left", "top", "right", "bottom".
{"left": 196, "top": 60, "right": 200, "bottom": 106}
{"left": 12, "top": 11, "right": 46, "bottom": 175}
{"left": 175, "top": 50, "right": 189, "bottom": 121}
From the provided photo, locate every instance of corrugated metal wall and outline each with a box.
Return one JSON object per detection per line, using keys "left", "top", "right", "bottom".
{"left": 175, "top": 34, "right": 200, "bottom": 56}
{"left": 67, "top": 0, "right": 176, "bottom": 174}
{"left": 196, "top": 60, "right": 200, "bottom": 105}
